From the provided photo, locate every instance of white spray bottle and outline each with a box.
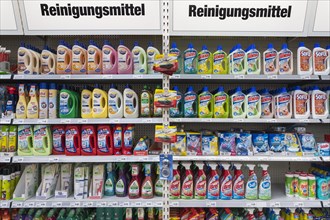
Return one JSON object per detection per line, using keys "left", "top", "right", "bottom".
{"left": 245, "top": 164, "right": 258, "bottom": 200}
{"left": 258, "top": 164, "right": 271, "bottom": 200}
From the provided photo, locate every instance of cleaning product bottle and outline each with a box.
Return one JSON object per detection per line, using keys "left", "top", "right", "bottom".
{"left": 245, "top": 44, "right": 261, "bottom": 75}
{"left": 102, "top": 40, "right": 118, "bottom": 74}
{"left": 230, "top": 44, "right": 246, "bottom": 75}
{"left": 154, "top": 164, "right": 163, "bottom": 197}
{"left": 87, "top": 40, "right": 102, "bottom": 74}
{"left": 263, "top": 43, "right": 279, "bottom": 75}
{"left": 104, "top": 163, "right": 115, "bottom": 196}
{"left": 198, "top": 86, "right": 213, "bottom": 118}
{"left": 16, "top": 84, "right": 28, "bottom": 119}
{"left": 232, "top": 163, "right": 244, "bottom": 199}
{"left": 52, "top": 125, "right": 65, "bottom": 155}
{"left": 311, "top": 86, "right": 328, "bottom": 119}
{"left": 220, "top": 163, "right": 232, "bottom": 200}
{"left": 72, "top": 40, "right": 87, "bottom": 74}
{"left": 116, "top": 163, "right": 129, "bottom": 197}
{"left": 274, "top": 87, "right": 292, "bottom": 119}
{"left": 246, "top": 209, "right": 257, "bottom": 220}
{"left": 17, "top": 125, "right": 33, "bottom": 156}
{"left": 142, "top": 163, "right": 154, "bottom": 199}
{"left": 184, "top": 43, "right": 198, "bottom": 74}
{"left": 41, "top": 46, "right": 56, "bottom": 74}
{"left": 140, "top": 85, "right": 153, "bottom": 117}
{"left": 118, "top": 40, "right": 133, "bottom": 74}
{"left": 17, "top": 42, "right": 34, "bottom": 75}
{"left": 260, "top": 89, "right": 274, "bottom": 119}
{"left": 292, "top": 86, "right": 310, "bottom": 119}
{"left": 213, "top": 87, "right": 229, "bottom": 118}
{"left": 39, "top": 82, "right": 48, "bottom": 119}
{"left": 316, "top": 174, "right": 328, "bottom": 200}
{"left": 108, "top": 84, "right": 123, "bottom": 118}
{"left": 27, "top": 84, "right": 39, "bottom": 119}
{"left": 154, "top": 85, "right": 163, "bottom": 117}
{"left": 278, "top": 43, "right": 293, "bottom": 75}
{"left": 245, "top": 164, "right": 258, "bottom": 200}
{"left": 81, "top": 125, "right": 97, "bottom": 155}
{"left": 32, "top": 125, "right": 52, "bottom": 156}
{"left": 59, "top": 85, "right": 78, "bottom": 118}
{"left": 123, "top": 84, "right": 139, "bottom": 118}
{"left": 97, "top": 125, "right": 113, "bottom": 155}
{"left": 132, "top": 42, "right": 147, "bottom": 74}
{"left": 194, "top": 162, "right": 206, "bottom": 199}
{"left": 170, "top": 86, "right": 183, "bottom": 118}
{"left": 181, "top": 162, "right": 193, "bottom": 199}
{"left": 230, "top": 87, "right": 247, "bottom": 118}
{"left": 169, "top": 162, "right": 181, "bottom": 199}
{"left": 57, "top": 40, "right": 72, "bottom": 74}
{"left": 65, "top": 125, "right": 81, "bottom": 156}
{"left": 81, "top": 86, "right": 93, "bottom": 119}
{"left": 246, "top": 87, "right": 261, "bottom": 119}
{"left": 147, "top": 42, "right": 160, "bottom": 74}
{"left": 297, "top": 42, "right": 312, "bottom": 76}
{"left": 213, "top": 45, "right": 228, "bottom": 74}
{"left": 4, "top": 86, "right": 17, "bottom": 119}
{"left": 31, "top": 46, "right": 41, "bottom": 75}
{"left": 48, "top": 83, "right": 58, "bottom": 119}
{"left": 128, "top": 163, "right": 141, "bottom": 199}
{"left": 256, "top": 208, "right": 266, "bottom": 220}
{"left": 92, "top": 85, "right": 108, "bottom": 118}
{"left": 184, "top": 86, "right": 197, "bottom": 118}
{"left": 313, "top": 43, "right": 330, "bottom": 75}
{"left": 169, "top": 42, "right": 182, "bottom": 74}
{"left": 259, "top": 164, "right": 271, "bottom": 200}
{"left": 112, "top": 125, "right": 123, "bottom": 156}
{"left": 122, "top": 124, "right": 134, "bottom": 155}
{"left": 197, "top": 45, "right": 213, "bottom": 74}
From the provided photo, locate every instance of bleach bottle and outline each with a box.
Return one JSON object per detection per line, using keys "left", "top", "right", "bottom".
{"left": 147, "top": 42, "right": 160, "bottom": 74}
{"left": 278, "top": 43, "right": 293, "bottom": 75}
{"left": 213, "top": 86, "right": 229, "bottom": 118}
{"left": 184, "top": 86, "right": 197, "bottom": 118}
{"left": 198, "top": 86, "right": 213, "bottom": 118}
{"left": 132, "top": 42, "right": 147, "bottom": 74}
{"left": 108, "top": 84, "right": 123, "bottom": 118}
{"left": 72, "top": 40, "right": 87, "bottom": 74}
{"left": 102, "top": 40, "right": 117, "bottom": 74}
{"left": 230, "top": 87, "right": 247, "bottom": 118}
{"left": 311, "top": 86, "right": 328, "bottom": 119}
{"left": 230, "top": 44, "right": 246, "bottom": 75}
{"left": 220, "top": 163, "right": 232, "bottom": 200}
{"left": 87, "top": 40, "right": 102, "bottom": 74}
{"left": 213, "top": 45, "right": 228, "bottom": 74}
{"left": 297, "top": 42, "right": 312, "bottom": 76}
{"left": 274, "top": 87, "right": 292, "bottom": 119}
{"left": 245, "top": 44, "right": 261, "bottom": 75}
{"left": 232, "top": 163, "right": 244, "bottom": 199}
{"left": 292, "top": 86, "right": 310, "bottom": 119}
{"left": 170, "top": 86, "right": 183, "bottom": 118}
{"left": 197, "top": 45, "right": 213, "bottom": 74}
{"left": 259, "top": 164, "right": 271, "bottom": 200}
{"left": 169, "top": 42, "right": 182, "bottom": 74}
{"left": 260, "top": 89, "right": 274, "bottom": 119}
{"left": 263, "top": 43, "right": 278, "bottom": 75}
{"left": 246, "top": 87, "right": 261, "bottom": 119}
{"left": 183, "top": 43, "right": 198, "bottom": 74}
{"left": 124, "top": 85, "right": 139, "bottom": 118}
{"left": 313, "top": 43, "right": 330, "bottom": 75}
{"left": 118, "top": 40, "right": 133, "bottom": 74}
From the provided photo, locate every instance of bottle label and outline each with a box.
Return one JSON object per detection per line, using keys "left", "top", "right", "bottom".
{"left": 102, "top": 48, "right": 113, "bottom": 70}
{"left": 108, "top": 91, "right": 119, "bottom": 115}
{"left": 279, "top": 51, "right": 292, "bottom": 73}
{"left": 155, "top": 179, "right": 163, "bottom": 196}
{"left": 259, "top": 177, "right": 271, "bottom": 199}
{"left": 264, "top": 51, "right": 277, "bottom": 74}
{"left": 199, "top": 94, "right": 212, "bottom": 117}
{"left": 184, "top": 94, "right": 197, "bottom": 117}
{"left": 133, "top": 49, "right": 146, "bottom": 74}
{"left": 213, "top": 52, "right": 226, "bottom": 74}
{"left": 125, "top": 92, "right": 136, "bottom": 115}
{"left": 142, "top": 180, "right": 153, "bottom": 197}
{"left": 57, "top": 47, "right": 71, "bottom": 73}
{"left": 232, "top": 94, "right": 245, "bottom": 117}
{"left": 295, "top": 93, "right": 309, "bottom": 115}
{"left": 194, "top": 174, "right": 206, "bottom": 199}
{"left": 72, "top": 48, "right": 86, "bottom": 73}
{"left": 214, "top": 94, "right": 227, "bottom": 117}
{"left": 247, "top": 94, "right": 260, "bottom": 117}
{"left": 128, "top": 180, "right": 139, "bottom": 197}
{"left": 232, "top": 51, "right": 245, "bottom": 73}
{"left": 113, "top": 128, "right": 122, "bottom": 152}
{"left": 233, "top": 175, "right": 245, "bottom": 199}
{"left": 118, "top": 48, "right": 128, "bottom": 70}
{"left": 116, "top": 179, "right": 125, "bottom": 194}
{"left": 141, "top": 92, "right": 151, "bottom": 116}
{"left": 198, "top": 51, "right": 211, "bottom": 73}
{"left": 81, "top": 93, "right": 91, "bottom": 115}
{"left": 18, "top": 126, "right": 32, "bottom": 153}
{"left": 97, "top": 128, "right": 110, "bottom": 153}
{"left": 53, "top": 127, "right": 65, "bottom": 153}
{"left": 299, "top": 49, "right": 311, "bottom": 71}
{"left": 65, "top": 128, "right": 77, "bottom": 153}
{"left": 184, "top": 50, "right": 197, "bottom": 73}
{"left": 207, "top": 175, "right": 219, "bottom": 199}
{"left": 314, "top": 50, "right": 329, "bottom": 72}
{"left": 81, "top": 128, "right": 93, "bottom": 153}
{"left": 41, "top": 51, "right": 55, "bottom": 74}
{"left": 245, "top": 178, "right": 258, "bottom": 199}
{"left": 147, "top": 49, "right": 158, "bottom": 73}
{"left": 313, "top": 93, "right": 327, "bottom": 116}
{"left": 275, "top": 95, "right": 291, "bottom": 117}
{"left": 261, "top": 95, "right": 273, "bottom": 117}
{"left": 93, "top": 92, "right": 103, "bottom": 114}
{"left": 220, "top": 176, "right": 233, "bottom": 199}
{"left": 18, "top": 49, "right": 28, "bottom": 74}
{"left": 104, "top": 178, "right": 114, "bottom": 195}
{"left": 181, "top": 174, "right": 193, "bottom": 199}
{"left": 60, "top": 92, "right": 70, "bottom": 115}
{"left": 124, "top": 128, "right": 133, "bottom": 150}
{"left": 88, "top": 48, "right": 101, "bottom": 73}
{"left": 247, "top": 51, "right": 259, "bottom": 73}
{"left": 169, "top": 173, "right": 180, "bottom": 198}
{"left": 33, "top": 127, "right": 47, "bottom": 153}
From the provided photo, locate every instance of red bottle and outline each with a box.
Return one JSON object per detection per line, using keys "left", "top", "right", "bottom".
{"left": 52, "top": 125, "right": 66, "bottom": 155}
{"left": 81, "top": 125, "right": 97, "bottom": 155}
{"left": 113, "top": 125, "right": 123, "bottom": 155}
{"left": 122, "top": 124, "right": 134, "bottom": 155}
{"left": 97, "top": 125, "right": 113, "bottom": 155}
{"left": 65, "top": 125, "right": 81, "bottom": 156}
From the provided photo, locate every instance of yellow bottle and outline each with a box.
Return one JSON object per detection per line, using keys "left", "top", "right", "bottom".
{"left": 197, "top": 45, "right": 213, "bottom": 74}
{"left": 92, "top": 85, "right": 108, "bottom": 118}
{"left": 81, "top": 86, "right": 93, "bottom": 118}
{"left": 16, "top": 84, "right": 28, "bottom": 119}
{"left": 27, "top": 85, "right": 39, "bottom": 119}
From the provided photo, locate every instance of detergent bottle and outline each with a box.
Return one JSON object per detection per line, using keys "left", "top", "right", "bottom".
{"left": 113, "top": 125, "right": 123, "bottom": 155}
{"left": 213, "top": 87, "right": 229, "bottom": 118}
{"left": 180, "top": 162, "right": 193, "bottom": 199}
{"left": 87, "top": 40, "right": 102, "bottom": 74}
{"left": 48, "top": 83, "right": 58, "bottom": 119}
{"left": 147, "top": 42, "right": 160, "bottom": 74}
{"left": 104, "top": 163, "right": 115, "bottom": 196}
{"left": 278, "top": 43, "right": 293, "bottom": 75}
{"left": 41, "top": 46, "right": 56, "bottom": 74}
{"left": 16, "top": 84, "right": 28, "bottom": 119}
{"left": 65, "top": 125, "right": 81, "bottom": 156}
{"left": 122, "top": 124, "right": 134, "bottom": 155}
{"left": 297, "top": 42, "right": 312, "bottom": 76}
{"left": 184, "top": 86, "right": 198, "bottom": 118}
{"left": 153, "top": 85, "right": 163, "bottom": 117}
{"left": 17, "top": 43, "right": 34, "bottom": 75}
{"left": 170, "top": 86, "right": 183, "bottom": 118}
{"left": 30, "top": 46, "right": 41, "bottom": 75}
{"left": 184, "top": 43, "right": 198, "bottom": 74}
{"left": 38, "top": 82, "right": 48, "bottom": 119}
{"left": 313, "top": 43, "right": 330, "bottom": 75}
{"left": 213, "top": 45, "right": 228, "bottom": 74}
{"left": 169, "top": 42, "right": 182, "bottom": 74}
{"left": 59, "top": 85, "right": 78, "bottom": 118}
{"left": 197, "top": 45, "right": 213, "bottom": 74}
{"left": 220, "top": 163, "right": 232, "bottom": 200}
{"left": 198, "top": 86, "right": 213, "bottom": 118}
{"left": 245, "top": 44, "right": 261, "bottom": 75}
{"left": 128, "top": 163, "right": 141, "bottom": 199}
{"left": 27, "top": 84, "right": 39, "bottom": 119}
{"left": 97, "top": 125, "right": 113, "bottom": 155}
{"left": 57, "top": 40, "right": 72, "bottom": 74}
{"left": 72, "top": 40, "right": 87, "bottom": 74}
{"left": 32, "top": 125, "right": 52, "bottom": 156}
{"left": 132, "top": 42, "right": 147, "bottom": 74}
{"left": 246, "top": 87, "right": 261, "bottom": 119}
{"left": 292, "top": 86, "right": 310, "bottom": 119}
{"left": 92, "top": 85, "right": 108, "bottom": 118}
{"left": 123, "top": 85, "right": 139, "bottom": 118}
{"left": 141, "top": 163, "right": 154, "bottom": 199}
{"left": 274, "top": 87, "right": 292, "bottom": 119}
{"left": 108, "top": 84, "right": 123, "bottom": 118}
{"left": 116, "top": 163, "right": 129, "bottom": 197}
{"left": 194, "top": 162, "right": 206, "bottom": 199}
{"left": 245, "top": 164, "right": 258, "bottom": 200}
{"left": 17, "top": 125, "right": 33, "bottom": 156}
{"left": 118, "top": 40, "right": 133, "bottom": 74}
{"left": 81, "top": 125, "right": 97, "bottom": 155}
{"left": 81, "top": 86, "right": 93, "bottom": 119}
{"left": 230, "top": 87, "right": 247, "bottom": 118}
{"left": 260, "top": 89, "right": 274, "bottom": 119}
{"left": 259, "top": 164, "right": 271, "bottom": 200}
{"left": 230, "top": 44, "right": 246, "bottom": 75}
{"left": 140, "top": 85, "right": 153, "bottom": 117}
{"left": 169, "top": 162, "right": 181, "bottom": 199}
{"left": 232, "top": 163, "right": 244, "bottom": 199}
{"left": 102, "top": 40, "right": 118, "bottom": 74}
{"left": 52, "top": 125, "right": 65, "bottom": 155}
{"left": 311, "top": 86, "right": 328, "bottom": 119}
{"left": 263, "top": 43, "right": 279, "bottom": 75}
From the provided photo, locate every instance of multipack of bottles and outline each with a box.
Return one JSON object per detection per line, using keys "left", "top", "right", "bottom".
{"left": 0, "top": 125, "right": 17, "bottom": 154}
{"left": 0, "top": 164, "right": 21, "bottom": 201}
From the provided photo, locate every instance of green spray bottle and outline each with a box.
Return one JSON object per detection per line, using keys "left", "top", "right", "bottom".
{"left": 104, "top": 163, "right": 116, "bottom": 196}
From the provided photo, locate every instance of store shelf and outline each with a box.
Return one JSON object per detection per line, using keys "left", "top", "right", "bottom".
{"left": 320, "top": 75, "right": 330, "bottom": 81}
{"left": 0, "top": 201, "right": 11, "bottom": 208}
{"left": 173, "top": 156, "right": 321, "bottom": 162}
{"left": 321, "top": 119, "right": 330, "bottom": 124}
{"left": 0, "top": 156, "right": 12, "bottom": 163}
{"left": 0, "top": 74, "right": 12, "bottom": 80}
{"left": 322, "top": 156, "right": 330, "bottom": 162}
{"left": 323, "top": 200, "right": 330, "bottom": 208}
{"left": 12, "top": 118, "right": 162, "bottom": 125}
{"left": 169, "top": 118, "right": 321, "bottom": 124}
{"left": 0, "top": 118, "right": 11, "bottom": 124}
{"left": 169, "top": 185, "right": 322, "bottom": 208}
{"left": 12, "top": 155, "right": 160, "bottom": 163}
{"left": 11, "top": 197, "right": 163, "bottom": 208}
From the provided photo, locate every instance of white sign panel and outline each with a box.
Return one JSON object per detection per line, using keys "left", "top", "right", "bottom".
{"left": 313, "top": 0, "right": 330, "bottom": 32}
{"left": 171, "top": 0, "right": 308, "bottom": 36}
{"left": 0, "top": 0, "right": 23, "bottom": 35}
{"left": 20, "top": 0, "right": 161, "bottom": 35}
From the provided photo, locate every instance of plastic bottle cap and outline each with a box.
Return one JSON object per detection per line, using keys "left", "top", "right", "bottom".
{"left": 236, "top": 86, "right": 242, "bottom": 92}
{"left": 236, "top": 44, "right": 242, "bottom": 49}
{"left": 217, "top": 45, "right": 223, "bottom": 51}
{"left": 202, "top": 86, "right": 208, "bottom": 92}
{"left": 134, "top": 41, "right": 139, "bottom": 46}
{"left": 326, "top": 45, "right": 330, "bottom": 50}
{"left": 187, "top": 86, "right": 194, "bottom": 92}
{"left": 282, "top": 43, "right": 288, "bottom": 49}
{"left": 171, "top": 42, "right": 177, "bottom": 48}
{"left": 39, "top": 83, "right": 48, "bottom": 89}
{"left": 250, "top": 44, "right": 256, "bottom": 49}
{"left": 314, "top": 43, "right": 320, "bottom": 48}
{"left": 173, "top": 86, "right": 179, "bottom": 91}
{"left": 299, "top": 42, "right": 305, "bottom": 47}
{"left": 188, "top": 43, "right": 194, "bottom": 49}
{"left": 312, "top": 86, "right": 319, "bottom": 90}
{"left": 119, "top": 40, "right": 124, "bottom": 46}
{"left": 250, "top": 87, "right": 256, "bottom": 92}
{"left": 268, "top": 43, "right": 274, "bottom": 49}
{"left": 202, "top": 45, "right": 208, "bottom": 50}
{"left": 148, "top": 42, "right": 154, "bottom": 47}
{"left": 125, "top": 84, "right": 130, "bottom": 89}
{"left": 217, "top": 86, "right": 224, "bottom": 92}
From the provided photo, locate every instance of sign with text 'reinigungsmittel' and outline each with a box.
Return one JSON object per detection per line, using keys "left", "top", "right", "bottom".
{"left": 20, "top": 0, "right": 161, "bottom": 34}
{"left": 171, "top": 0, "right": 308, "bottom": 35}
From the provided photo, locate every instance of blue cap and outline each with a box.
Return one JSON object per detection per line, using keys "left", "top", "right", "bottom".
{"left": 125, "top": 84, "right": 131, "bottom": 89}
{"left": 326, "top": 45, "right": 330, "bottom": 50}
{"left": 250, "top": 44, "right": 256, "bottom": 50}
{"left": 171, "top": 42, "right": 177, "bottom": 48}
{"left": 268, "top": 43, "right": 274, "bottom": 49}
{"left": 236, "top": 87, "right": 242, "bottom": 92}
{"left": 74, "top": 40, "right": 80, "bottom": 45}
{"left": 250, "top": 87, "right": 256, "bottom": 92}
{"left": 202, "top": 45, "right": 208, "bottom": 50}
{"left": 186, "top": 86, "right": 194, "bottom": 92}
{"left": 188, "top": 43, "right": 194, "bottom": 49}
{"left": 314, "top": 43, "right": 320, "bottom": 48}
{"left": 202, "top": 86, "right": 208, "bottom": 92}
{"left": 279, "top": 87, "right": 287, "bottom": 93}
{"left": 282, "top": 43, "right": 288, "bottom": 49}
{"left": 39, "top": 83, "right": 48, "bottom": 89}
{"left": 236, "top": 44, "right": 242, "bottom": 49}
{"left": 217, "top": 45, "right": 223, "bottom": 51}
{"left": 173, "top": 86, "right": 179, "bottom": 91}
{"left": 299, "top": 42, "right": 305, "bottom": 47}
{"left": 148, "top": 42, "right": 154, "bottom": 47}
{"left": 312, "top": 86, "right": 319, "bottom": 90}
{"left": 104, "top": 40, "right": 110, "bottom": 46}
{"left": 292, "top": 86, "right": 301, "bottom": 90}
{"left": 119, "top": 40, "right": 124, "bottom": 46}
{"left": 217, "top": 86, "right": 224, "bottom": 92}
{"left": 134, "top": 41, "right": 139, "bottom": 46}
{"left": 49, "top": 83, "right": 56, "bottom": 90}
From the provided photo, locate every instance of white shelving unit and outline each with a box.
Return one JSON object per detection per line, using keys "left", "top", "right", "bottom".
{"left": 173, "top": 156, "right": 322, "bottom": 162}
{"left": 170, "top": 118, "right": 321, "bottom": 124}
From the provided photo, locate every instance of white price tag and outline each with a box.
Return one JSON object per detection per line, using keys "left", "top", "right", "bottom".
{"left": 234, "top": 75, "right": 245, "bottom": 79}
{"left": 37, "top": 119, "right": 48, "bottom": 124}
{"left": 170, "top": 202, "right": 179, "bottom": 207}
{"left": 60, "top": 75, "right": 71, "bottom": 79}
{"left": 61, "top": 119, "right": 71, "bottom": 124}
{"left": 267, "top": 75, "right": 278, "bottom": 79}
{"left": 27, "top": 202, "right": 35, "bottom": 207}
{"left": 247, "top": 202, "right": 256, "bottom": 207}
{"left": 201, "top": 75, "right": 212, "bottom": 79}
{"left": 102, "top": 75, "right": 113, "bottom": 79}
{"left": 156, "top": 202, "right": 163, "bottom": 206}
{"left": 267, "top": 119, "right": 277, "bottom": 123}
{"left": 17, "top": 157, "right": 24, "bottom": 162}
{"left": 133, "top": 75, "right": 143, "bottom": 79}
{"left": 299, "top": 119, "right": 310, "bottom": 123}
{"left": 49, "top": 157, "right": 59, "bottom": 163}
{"left": 134, "top": 202, "right": 142, "bottom": 206}
{"left": 201, "top": 118, "right": 212, "bottom": 122}
{"left": 111, "top": 202, "right": 118, "bottom": 206}
{"left": 79, "top": 119, "right": 88, "bottom": 124}
{"left": 301, "top": 76, "right": 311, "bottom": 79}
{"left": 146, "top": 202, "right": 153, "bottom": 206}
{"left": 142, "top": 119, "right": 153, "bottom": 123}
{"left": 14, "top": 202, "right": 23, "bottom": 208}
{"left": 53, "top": 202, "right": 62, "bottom": 207}
{"left": 3, "top": 157, "right": 10, "bottom": 162}
{"left": 15, "top": 75, "right": 24, "bottom": 79}
{"left": 16, "top": 119, "right": 24, "bottom": 124}
{"left": 234, "top": 119, "right": 244, "bottom": 123}
{"left": 113, "top": 119, "right": 120, "bottom": 123}
{"left": 37, "top": 202, "right": 47, "bottom": 207}
{"left": 120, "top": 157, "right": 126, "bottom": 161}
{"left": 207, "top": 202, "right": 217, "bottom": 207}
{"left": 271, "top": 202, "right": 281, "bottom": 207}
{"left": 174, "top": 118, "right": 182, "bottom": 122}
{"left": 294, "top": 202, "right": 304, "bottom": 207}
{"left": 71, "top": 202, "right": 81, "bottom": 207}
{"left": 85, "top": 202, "right": 94, "bottom": 207}
{"left": 1, "top": 202, "right": 8, "bottom": 208}
{"left": 172, "top": 75, "right": 181, "bottom": 79}
{"left": 123, "top": 202, "right": 130, "bottom": 206}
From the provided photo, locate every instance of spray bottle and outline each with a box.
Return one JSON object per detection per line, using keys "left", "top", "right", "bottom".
{"left": 141, "top": 163, "right": 154, "bottom": 199}
{"left": 169, "top": 162, "right": 181, "bottom": 199}
{"left": 194, "top": 162, "right": 206, "bottom": 199}
{"left": 115, "top": 163, "right": 128, "bottom": 197}
{"left": 245, "top": 164, "right": 258, "bottom": 200}
{"left": 207, "top": 163, "right": 220, "bottom": 200}
{"left": 154, "top": 164, "right": 163, "bottom": 197}
{"left": 246, "top": 209, "right": 257, "bottom": 220}
{"left": 220, "top": 163, "right": 232, "bottom": 200}
{"left": 232, "top": 163, "right": 245, "bottom": 199}
{"left": 181, "top": 162, "right": 193, "bottom": 199}
{"left": 104, "top": 163, "right": 115, "bottom": 196}
{"left": 259, "top": 164, "right": 271, "bottom": 200}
